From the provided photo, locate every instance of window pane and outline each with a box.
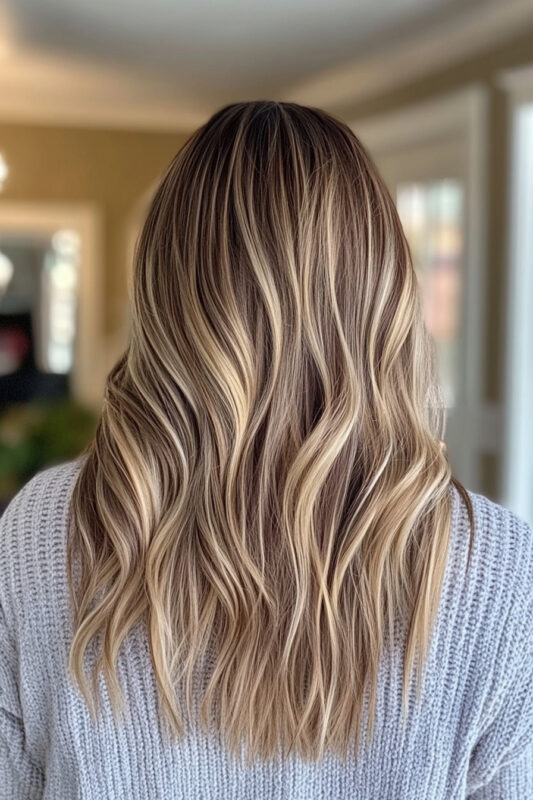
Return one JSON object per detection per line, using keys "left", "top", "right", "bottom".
{"left": 397, "top": 179, "right": 464, "bottom": 408}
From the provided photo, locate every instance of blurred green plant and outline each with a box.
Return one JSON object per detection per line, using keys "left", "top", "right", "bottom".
{"left": 0, "top": 398, "right": 98, "bottom": 504}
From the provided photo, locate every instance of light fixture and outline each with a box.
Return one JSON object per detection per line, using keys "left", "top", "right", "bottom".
{"left": 0, "top": 152, "right": 8, "bottom": 191}
{"left": 0, "top": 250, "right": 14, "bottom": 294}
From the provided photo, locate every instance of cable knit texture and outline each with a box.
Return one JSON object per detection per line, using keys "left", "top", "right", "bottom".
{"left": 0, "top": 457, "right": 532, "bottom": 799}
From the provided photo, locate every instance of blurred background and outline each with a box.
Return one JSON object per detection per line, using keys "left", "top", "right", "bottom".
{"left": 0, "top": 0, "right": 531, "bottom": 525}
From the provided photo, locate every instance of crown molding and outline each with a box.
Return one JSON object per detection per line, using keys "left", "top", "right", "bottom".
{"left": 351, "top": 83, "right": 487, "bottom": 153}
{"left": 281, "top": 1, "right": 533, "bottom": 112}
{"left": 496, "top": 62, "right": 533, "bottom": 102}
{"left": 0, "top": 47, "right": 208, "bottom": 132}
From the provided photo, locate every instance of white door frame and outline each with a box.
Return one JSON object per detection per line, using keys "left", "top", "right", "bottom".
{"left": 0, "top": 201, "right": 105, "bottom": 411}
{"left": 498, "top": 64, "right": 533, "bottom": 527}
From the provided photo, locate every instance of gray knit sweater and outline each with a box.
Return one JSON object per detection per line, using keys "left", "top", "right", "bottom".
{"left": 0, "top": 457, "right": 532, "bottom": 799}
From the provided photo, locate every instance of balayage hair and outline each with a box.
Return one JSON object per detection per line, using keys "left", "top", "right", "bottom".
{"left": 66, "top": 100, "right": 475, "bottom": 765}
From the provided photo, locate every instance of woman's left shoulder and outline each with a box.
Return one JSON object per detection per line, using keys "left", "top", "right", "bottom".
{"left": 0, "top": 457, "right": 85, "bottom": 618}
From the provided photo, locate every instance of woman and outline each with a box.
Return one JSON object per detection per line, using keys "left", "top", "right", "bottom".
{"left": 0, "top": 101, "right": 531, "bottom": 799}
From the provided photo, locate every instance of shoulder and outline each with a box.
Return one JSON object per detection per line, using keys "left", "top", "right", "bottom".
{"left": 449, "top": 490, "right": 533, "bottom": 785}
{"left": 2, "top": 456, "right": 84, "bottom": 510}
{"left": 447, "top": 484, "right": 532, "bottom": 680}
{"left": 455, "top": 486, "right": 533, "bottom": 603}
{"left": 0, "top": 457, "right": 85, "bottom": 619}
{"left": 0, "top": 456, "right": 84, "bottom": 545}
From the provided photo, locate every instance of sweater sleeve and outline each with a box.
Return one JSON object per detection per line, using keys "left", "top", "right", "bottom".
{"left": 0, "top": 479, "right": 45, "bottom": 799}
{"left": 465, "top": 514, "right": 533, "bottom": 799}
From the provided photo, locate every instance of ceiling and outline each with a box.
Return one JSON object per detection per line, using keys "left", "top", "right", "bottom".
{"left": 0, "top": 0, "right": 529, "bottom": 129}
{"left": 4, "top": 0, "right": 480, "bottom": 94}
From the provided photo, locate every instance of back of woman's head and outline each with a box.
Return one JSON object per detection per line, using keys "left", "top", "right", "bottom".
{"left": 67, "top": 100, "right": 474, "bottom": 765}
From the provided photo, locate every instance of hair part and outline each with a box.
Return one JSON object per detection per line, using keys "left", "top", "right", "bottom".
{"left": 66, "top": 99, "right": 474, "bottom": 765}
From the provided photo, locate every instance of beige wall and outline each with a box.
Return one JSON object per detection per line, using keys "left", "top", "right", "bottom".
{"left": 0, "top": 123, "right": 189, "bottom": 336}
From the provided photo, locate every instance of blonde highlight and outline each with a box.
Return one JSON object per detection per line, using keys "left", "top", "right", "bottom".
{"left": 66, "top": 100, "right": 474, "bottom": 765}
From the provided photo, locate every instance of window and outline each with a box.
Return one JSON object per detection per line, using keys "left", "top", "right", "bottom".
{"left": 351, "top": 86, "right": 489, "bottom": 492}
{"left": 397, "top": 179, "right": 464, "bottom": 409}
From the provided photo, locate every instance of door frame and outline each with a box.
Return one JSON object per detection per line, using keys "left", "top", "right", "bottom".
{"left": 0, "top": 201, "right": 105, "bottom": 411}
{"left": 498, "top": 64, "right": 533, "bottom": 526}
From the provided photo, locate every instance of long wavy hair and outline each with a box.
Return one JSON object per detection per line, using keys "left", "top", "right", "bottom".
{"left": 66, "top": 100, "right": 474, "bottom": 765}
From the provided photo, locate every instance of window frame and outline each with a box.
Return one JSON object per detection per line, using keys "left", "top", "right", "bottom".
{"left": 0, "top": 201, "right": 105, "bottom": 411}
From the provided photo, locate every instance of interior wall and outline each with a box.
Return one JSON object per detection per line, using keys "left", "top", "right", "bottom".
{"left": 0, "top": 123, "right": 189, "bottom": 338}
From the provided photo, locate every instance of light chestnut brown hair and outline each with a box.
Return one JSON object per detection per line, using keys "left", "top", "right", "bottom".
{"left": 67, "top": 100, "right": 474, "bottom": 765}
